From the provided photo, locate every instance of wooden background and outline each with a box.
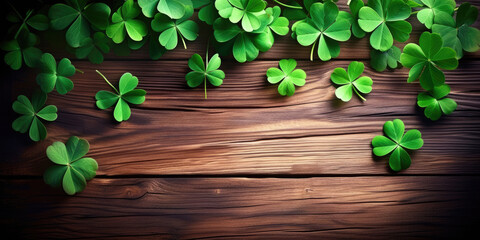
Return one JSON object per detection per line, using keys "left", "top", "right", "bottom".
{"left": 1, "top": 0, "right": 480, "bottom": 239}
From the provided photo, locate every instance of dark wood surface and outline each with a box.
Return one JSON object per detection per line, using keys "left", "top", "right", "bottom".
{"left": 1, "top": 0, "right": 480, "bottom": 239}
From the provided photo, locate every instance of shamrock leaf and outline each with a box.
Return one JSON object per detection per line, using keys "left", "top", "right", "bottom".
{"left": 215, "top": 0, "right": 267, "bottom": 32}
{"left": 106, "top": 0, "right": 148, "bottom": 44}
{"left": 294, "top": 2, "right": 351, "bottom": 61}
{"left": 267, "top": 59, "right": 306, "bottom": 96}
{"left": 198, "top": 0, "right": 219, "bottom": 25}
{"left": 432, "top": 3, "right": 480, "bottom": 59}
{"left": 36, "top": 53, "right": 76, "bottom": 95}
{"left": 358, "top": 0, "right": 412, "bottom": 51}
{"left": 95, "top": 71, "right": 146, "bottom": 122}
{"left": 1, "top": 30, "right": 42, "bottom": 70}
{"left": 75, "top": 32, "right": 110, "bottom": 64}
{"left": 186, "top": 53, "right": 225, "bottom": 99}
{"left": 331, "top": 61, "right": 373, "bottom": 101}
{"left": 138, "top": 0, "right": 193, "bottom": 19}
{"left": 44, "top": 136, "right": 98, "bottom": 195}
{"left": 49, "top": 0, "right": 111, "bottom": 48}
{"left": 12, "top": 90, "right": 57, "bottom": 142}
{"left": 417, "top": 84, "right": 457, "bottom": 121}
{"left": 372, "top": 119, "right": 423, "bottom": 172}
{"left": 151, "top": 10, "right": 198, "bottom": 50}
{"left": 400, "top": 32, "right": 458, "bottom": 90}
{"left": 6, "top": 9, "right": 49, "bottom": 37}
{"left": 349, "top": 0, "right": 366, "bottom": 38}
{"left": 213, "top": 18, "right": 272, "bottom": 62}
{"left": 416, "top": 0, "right": 455, "bottom": 29}
{"left": 266, "top": 6, "right": 289, "bottom": 36}
{"left": 370, "top": 45, "right": 401, "bottom": 72}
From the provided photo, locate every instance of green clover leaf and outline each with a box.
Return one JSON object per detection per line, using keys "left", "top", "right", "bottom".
{"left": 186, "top": 53, "right": 225, "bottom": 99}
{"left": 294, "top": 2, "right": 351, "bottom": 61}
{"left": 432, "top": 3, "right": 480, "bottom": 59}
{"left": 400, "top": 32, "right": 458, "bottom": 91}
{"left": 36, "top": 53, "right": 76, "bottom": 95}
{"left": 266, "top": 6, "right": 289, "bottom": 36}
{"left": 349, "top": 0, "right": 366, "bottom": 38}
{"left": 215, "top": 0, "right": 267, "bottom": 32}
{"left": 198, "top": 0, "right": 220, "bottom": 25}
{"left": 75, "top": 32, "right": 111, "bottom": 64}
{"left": 358, "top": 0, "right": 412, "bottom": 51}
{"left": 331, "top": 61, "right": 373, "bottom": 102}
{"left": 12, "top": 90, "right": 57, "bottom": 142}
{"left": 372, "top": 119, "right": 424, "bottom": 172}
{"left": 416, "top": 0, "right": 455, "bottom": 29}
{"left": 370, "top": 45, "right": 401, "bottom": 72}
{"left": 151, "top": 10, "right": 198, "bottom": 50}
{"left": 44, "top": 136, "right": 98, "bottom": 195}
{"left": 1, "top": 30, "right": 42, "bottom": 70}
{"left": 95, "top": 71, "right": 146, "bottom": 122}
{"left": 417, "top": 84, "right": 457, "bottom": 121}
{"left": 106, "top": 0, "right": 148, "bottom": 44}
{"left": 7, "top": 9, "right": 49, "bottom": 38}
{"left": 267, "top": 59, "right": 306, "bottom": 96}
{"left": 213, "top": 18, "right": 272, "bottom": 62}
{"left": 49, "top": 0, "right": 111, "bottom": 48}
{"left": 138, "top": 0, "right": 193, "bottom": 19}
{"left": 149, "top": 33, "right": 168, "bottom": 60}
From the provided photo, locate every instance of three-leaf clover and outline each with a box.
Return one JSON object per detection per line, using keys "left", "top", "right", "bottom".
{"left": 186, "top": 52, "right": 225, "bottom": 99}
{"left": 372, "top": 119, "right": 424, "bottom": 172}
{"left": 138, "top": 0, "right": 193, "bottom": 19}
{"left": 75, "top": 32, "right": 111, "bottom": 64}
{"left": 416, "top": 0, "right": 456, "bottom": 29}
{"left": 432, "top": 3, "right": 480, "bottom": 59}
{"left": 36, "top": 53, "right": 77, "bottom": 95}
{"left": 370, "top": 45, "right": 401, "bottom": 72}
{"left": 294, "top": 2, "right": 351, "bottom": 61}
{"left": 215, "top": 0, "right": 267, "bottom": 32}
{"left": 106, "top": 0, "right": 148, "bottom": 44}
{"left": 44, "top": 136, "right": 98, "bottom": 195}
{"left": 12, "top": 90, "right": 57, "bottom": 142}
{"left": 267, "top": 59, "right": 306, "bottom": 96}
{"left": 151, "top": 9, "right": 198, "bottom": 50}
{"left": 95, "top": 71, "right": 146, "bottom": 122}
{"left": 400, "top": 32, "right": 458, "bottom": 91}
{"left": 358, "top": 0, "right": 412, "bottom": 51}
{"left": 349, "top": 0, "right": 366, "bottom": 38}
{"left": 6, "top": 8, "right": 49, "bottom": 38}
{"left": 330, "top": 61, "right": 373, "bottom": 102}
{"left": 49, "top": 0, "right": 111, "bottom": 48}
{"left": 417, "top": 84, "right": 457, "bottom": 121}
{"left": 265, "top": 6, "right": 289, "bottom": 36}
{"left": 213, "top": 18, "right": 272, "bottom": 62}
{"left": 1, "top": 30, "right": 42, "bottom": 70}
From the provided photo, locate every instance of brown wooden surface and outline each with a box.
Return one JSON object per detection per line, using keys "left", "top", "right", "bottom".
{"left": 1, "top": 0, "right": 480, "bottom": 239}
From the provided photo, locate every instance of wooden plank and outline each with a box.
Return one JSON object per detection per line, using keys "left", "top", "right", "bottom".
{"left": 35, "top": 1, "right": 480, "bottom": 61}
{"left": 1, "top": 176, "right": 479, "bottom": 239}
{"left": 2, "top": 60, "right": 480, "bottom": 176}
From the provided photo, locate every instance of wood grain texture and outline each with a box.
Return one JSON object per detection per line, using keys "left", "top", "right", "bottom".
{"left": 2, "top": 60, "right": 480, "bottom": 176}
{"left": 1, "top": 177, "right": 479, "bottom": 239}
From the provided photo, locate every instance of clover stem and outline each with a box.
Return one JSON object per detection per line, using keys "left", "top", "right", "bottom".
{"left": 454, "top": 7, "right": 458, "bottom": 11}
{"left": 96, "top": 70, "right": 119, "bottom": 94}
{"left": 310, "top": 41, "right": 317, "bottom": 62}
{"left": 7, "top": 1, "right": 23, "bottom": 21}
{"left": 13, "top": 9, "right": 33, "bottom": 40}
{"left": 273, "top": 0, "right": 303, "bottom": 9}
{"left": 75, "top": 68, "right": 84, "bottom": 74}
{"left": 204, "top": 76, "right": 207, "bottom": 99}
{"left": 179, "top": 32, "right": 187, "bottom": 49}
{"left": 410, "top": 11, "right": 419, "bottom": 15}
{"left": 353, "top": 87, "right": 366, "bottom": 102}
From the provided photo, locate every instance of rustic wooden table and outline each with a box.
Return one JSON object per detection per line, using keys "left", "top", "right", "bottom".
{"left": 1, "top": 1, "right": 480, "bottom": 239}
